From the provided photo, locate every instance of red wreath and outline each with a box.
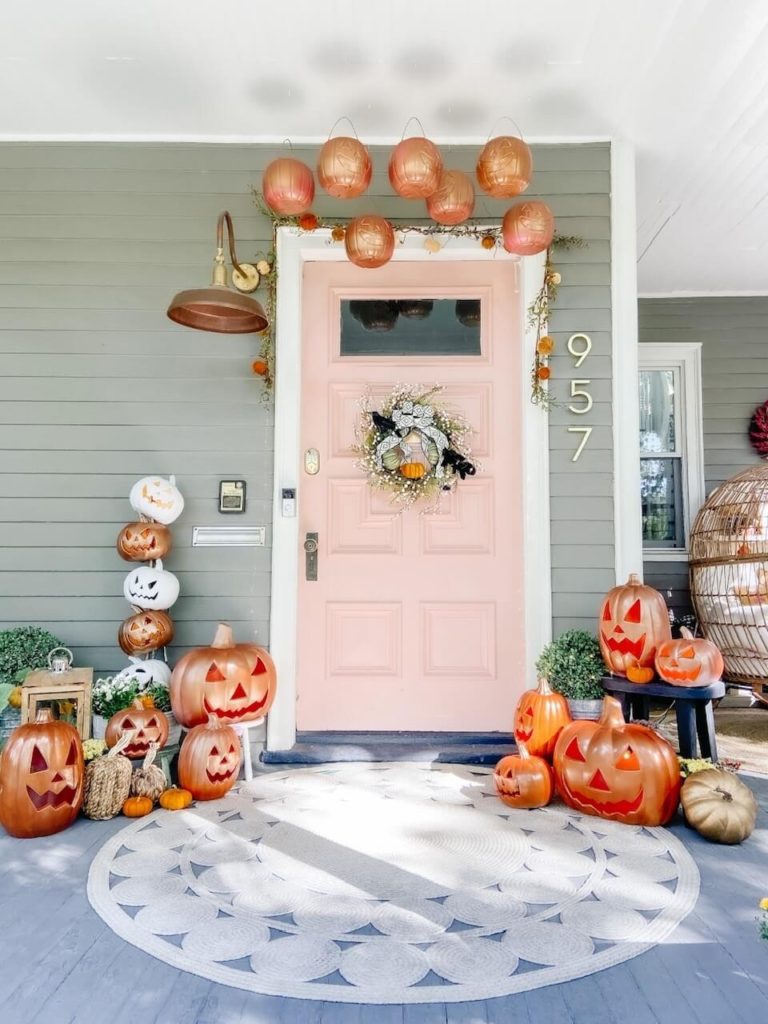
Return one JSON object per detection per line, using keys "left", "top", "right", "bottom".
{"left": 749, "top": 400, "right": 768, "bottom": 458}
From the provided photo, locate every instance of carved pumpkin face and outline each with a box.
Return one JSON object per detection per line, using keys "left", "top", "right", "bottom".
{"left": 123, "top": 560, "right": 180, "bottom": 611}
{"left": 117, "top": 521, "right": 172, "bottom": 562}
{"left": 655, "top": 629, "right": 724, "bottom": 687}
{"left": 178, "top": 720, "right": 241, "bottom": 800}
{"left": 170, "top": 623, "right": 277, "bottom": 728}
{"left": 118, "top": 610, "right": 174, "bottom": 655}
{"left": 105, "top": 698, "right": 169, "bottom": 758}
{"left": 513, "top": 678, "right": 572, "bottom": 759}
{"left": 494, "top": 743, "right": 553, "bottom": 809}
{"left": 553, "top": 697, "right": 681, "bottom": 826}
{"left": 599, "top": 574, "right": 672, "bottom": 675}
{"left": 113, "top": 656, "right": 171, "bottom": 688}
{"left": 129, "top": 475, "right": 184, "bottom": 525}
{"left": 0, "top": 709, "right": 84, "bottom": 838}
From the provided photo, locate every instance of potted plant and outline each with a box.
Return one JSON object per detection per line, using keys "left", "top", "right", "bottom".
{"left": 535, "top": 629, "right": 606, "bottom": 720}
{"left": 0, "top": 626, "right": 66, "bottom": 749}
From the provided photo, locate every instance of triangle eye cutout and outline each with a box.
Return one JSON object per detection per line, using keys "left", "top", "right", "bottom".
{"left": 209, "top": 746, "right": 219, "bottom": 756}
{"left": 565, "top": 737, "right": 586, "bottom": 762}
{"left": 30, "top": 745, "right": 48, "bottom": 773}
{"left": 680, "top": 646, "right": 696, "bottom": 659}
{"left": 228, "top": 744, "right": 237, "bottom": 754}
{"left": 615, "top": 746, "right": 641, "bottom": 771}
{"left": 251, "top": 659, "right": 267, "bottom": 677}
{"left": 602, "top": 602, "right": 612, "bottom": 621}
{"left": 147, "top": 718, "right": 158, "bottom": 728}
{"left": 123, "top": 718, "right": 135, "bottom": 730}
{"left": 625, "top": 599, "right": 642, "bottom": 624}
{"left": 66, "top": 741, "right": 78, "bottom": 766}
{"left": 206, "top": 663, "right": 226, "bottom": 683}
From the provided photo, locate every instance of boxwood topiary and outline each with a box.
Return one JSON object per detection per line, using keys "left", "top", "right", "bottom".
{"left": 0, "top": 626, "right": 66, "bottom": 683}
{"left": 535, "top": 629, "right": 605, "bottom": 701}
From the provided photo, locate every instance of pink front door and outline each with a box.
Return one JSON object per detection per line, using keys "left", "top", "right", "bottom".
{"left": 297, "top": 260, "right": 525, "bottom": 732}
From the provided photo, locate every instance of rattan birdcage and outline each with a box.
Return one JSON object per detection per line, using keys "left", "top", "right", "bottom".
{"left": 689, "top": 463, "right": 768, "bottom": 704}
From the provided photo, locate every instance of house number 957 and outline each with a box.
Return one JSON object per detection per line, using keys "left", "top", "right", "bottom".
{"left": 566, "top": 333, "right": 593, "bottom": 462}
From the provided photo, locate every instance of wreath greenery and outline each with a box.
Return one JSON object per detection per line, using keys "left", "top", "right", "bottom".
{"left": 355, "top": 384, "right": 475, "bottom": 510}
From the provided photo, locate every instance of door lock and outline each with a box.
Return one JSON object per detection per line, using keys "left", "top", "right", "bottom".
{"left": 304, "top": 532, "right": 319, "bottom": 581}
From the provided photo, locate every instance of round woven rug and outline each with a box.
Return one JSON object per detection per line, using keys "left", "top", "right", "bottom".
{"left": 87, "top": 763, "right": 700, "bottom": 1004}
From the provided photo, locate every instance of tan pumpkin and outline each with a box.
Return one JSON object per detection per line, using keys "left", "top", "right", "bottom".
{"left": 159, "top": 787, "right": 193, "bottom": 810}
{"left": 105, "top": 698, "right": 169, "bottom": 758}
{"left": 513, "top": 677, "right": 571, "bottom": 759}
{"left": 82, "top": 733, "right": 133, "bottom": 820}
{"left": 118, "top": 610, "right": 174, "bottom": 655}
{"left": 494, "top": 742, "right": 553, "bottom": 809}
{"left": 654, "top": 629, "right": 724, "bottom": 687}
{"left": 123, "top": 795, "right": 153, "bottom": 817}
{"left": 116, "top": 521, "right": 172, "bottom": 562}
{"left": 599, "top": 573, "right": 672, "bottom": 676}
{"left": 129, "top": 743, "right": 166, "bottom": 802}
{"left": 681, "top": 769, "right": 757, "bottom": 844}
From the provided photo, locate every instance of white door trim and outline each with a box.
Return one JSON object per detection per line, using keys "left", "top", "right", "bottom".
{"left": 268, "top": 227, "right": 549, "bottom": 750}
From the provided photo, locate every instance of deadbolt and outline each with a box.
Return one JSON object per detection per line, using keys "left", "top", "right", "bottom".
{"left": 304, "top": 532, "right": 319, "bottom": 581}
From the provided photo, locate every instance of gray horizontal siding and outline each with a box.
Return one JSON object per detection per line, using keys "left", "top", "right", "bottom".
{"left": 0, "top": 141, "right": 611, "bottom": 672}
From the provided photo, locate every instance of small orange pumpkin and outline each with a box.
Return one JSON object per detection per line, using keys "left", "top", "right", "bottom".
{"left": 494, "top": 742, "right": 553, "bottom": 809}
{"left": 399, "top": 462, "right": 426, "bottom": 480}
{"left": 122, "top": 795, "right": 153, "bottom": 817}
{"left": 513, "top": 677, "right": 571, "bottom": 760}
{"left": 654, "top": 628, "right": 724, "bottom": 687}
{"left": 159, "top": 787, "right": 193, "bottom": 811}
{"left": 626, "top": 663, "right": 655, "bottom": 685}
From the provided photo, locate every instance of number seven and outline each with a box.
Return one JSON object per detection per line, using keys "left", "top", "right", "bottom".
{"left": 568, "top": 425, "right": 593, "bottom": 462}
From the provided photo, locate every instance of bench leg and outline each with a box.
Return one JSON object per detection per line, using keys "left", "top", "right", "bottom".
{"left": 695, "top": 700, "right": 718, "bottom": 762}
{"left": 675, "top": 702, "right": 698, "bottom": 758}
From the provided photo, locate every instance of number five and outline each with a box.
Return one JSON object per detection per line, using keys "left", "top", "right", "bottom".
{"left": 568, "top": 379, "right": 593, "bottom": 415}
{"left": 568, "top": 426, "right": 593, "bottom": 462}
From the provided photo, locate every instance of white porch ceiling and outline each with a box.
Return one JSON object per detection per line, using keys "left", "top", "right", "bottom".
{"left": 3, "top": 0, "right": 768, "bottom": 295}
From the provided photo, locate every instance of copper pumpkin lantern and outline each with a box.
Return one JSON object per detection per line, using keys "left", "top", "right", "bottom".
{"left": 344, "top": 215, "right": 396, "bottom": 269}
{"left": 317, "top": 136, "right": 372, "bottom": 199}
{"left": 388, "top": 137, "right": 443, "bottom": 199}
{"left": 426, "top": 169, "right": 475, "bottom": 225}
{"left": 476, "top": 135, "right": 533, "bottom": 198}
{"left": 502, "top": 201, "right": 555, "bottom": 256}
{"left": 262, "top": 157, "right": 315, "bottom": 215}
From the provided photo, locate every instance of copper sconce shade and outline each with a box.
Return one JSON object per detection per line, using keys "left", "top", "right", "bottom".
{"left": 167, "top": 212, "right": 268, "bottom": 334}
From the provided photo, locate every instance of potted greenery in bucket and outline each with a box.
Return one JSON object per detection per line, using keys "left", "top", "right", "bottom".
{"left": 536, "top": 629, "right": 605, "bottom": 720}
{"left": 0, "top": 626, "right": 66, "bottom": 749}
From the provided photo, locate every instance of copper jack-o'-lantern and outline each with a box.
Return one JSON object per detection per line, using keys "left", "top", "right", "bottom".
{"left": 654, "top": 629, "right": 724, "bottom": 687}
{"left": 388, "top": 137, "right": 443, "bottom": 199}
{"left": 494, "top": 742, "right": 553, "bottom": 809}
{"left": 118, "top": 610, "right": 174, "bottom": 655}
{"left": 344, "top": 215, "right": 396, "bottom": 269}
{"left": 178, "top": 718, "right": 242, "bottom": 800}
{"left": 599, "top": 573, "right": 672, "bottom": 676}
{"left": 350, "top": 300, "right": 400, "bottom": 332}
{"left": 501, "top": 201, "right": 555, "bottom": 256}
{"left": 262, "top": 157, "right": 315, "bottom": 215}
{"left": 476, "top": 135, "right": 533, "bottom": 198}
{"left": 553, "top": 696, "right": 681, "bottom": 827}
{"left": 0, "top": 709, "right": 84, "bottom": 838}
{"left": 317, "top": 136, "right": 372, "bottom": 199}
{"left": 426, "top": 169, "right": 475, "bottom": 225}
{"left": 105, "top": 698, "right": 169, "bottom": 758}
{"left": 117, "top": 521, "right": 172, "bottom": 562}
{"left": 513, "top": 677, "right": 571, "bottom": 760}
{"left": 170, "top": 622, "right": 277, "bottom": 729}
{"left": 398, "top": 299, "right": 434, "bottom": 320}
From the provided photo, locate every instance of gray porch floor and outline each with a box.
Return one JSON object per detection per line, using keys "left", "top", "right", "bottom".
{"left": 1, "top": 773, "right": 767, "bottom": 1024}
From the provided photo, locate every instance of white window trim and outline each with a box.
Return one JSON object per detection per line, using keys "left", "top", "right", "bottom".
{"left": 639, "top": 342, "right": 704, "bottom": 562}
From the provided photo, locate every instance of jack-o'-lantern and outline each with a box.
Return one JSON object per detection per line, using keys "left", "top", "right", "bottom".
{"left": 113, "top": 656, "right": 171, "bottom": 688}
{"left": 513, "top": 677, "right": 571, "bottom": 760}
{"left": 654, "top": 628, "right": 724, "bottom": 687}
{"left": 178, "top": 719, "right": 242, "bottom": 800}
{"left": 122, "top": 560, "right": 180, "bottom": 611}
{"left": 105, "top": 698, "right": 169, "bottom": 758}
{"left": 501, "top": 201, "right": 555, "bottom": 256}
{"left": 262, "top": 157, "right": 315, "bottom": 215}
{"left": 118, "top": 610, "right": 174, "bottom": 655}
{"left": 476, "top": 135, "right": 533, "bottom": 198}
{"left": 0, "top": 708, "right": 84, "bottom": 838}
{"left": 553, "top": 696, "right": 681, "bottom": 826}
{"left": 170, "top": 622, "right": 277, "bottom": 728}
{"left": 316, "top": 136, "right": 372, "bottom": 199}
{"left": 494, "top": 742, "right": 553, "bottom": 809}
{"left": 116, "top": 521, "right": 172, "bottom": 562}
{"left": 388, "top": 136, "right": 443, "bottom": 199}
{"left": 129, "top": 475, "right": 185, "bottom": 526}
{"left": 599, "top": 573, "right": 672, "bottom": 676}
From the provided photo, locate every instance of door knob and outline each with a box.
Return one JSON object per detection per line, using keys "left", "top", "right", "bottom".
{"left": 304, "top": 532, "right": 318, "bottom": 581}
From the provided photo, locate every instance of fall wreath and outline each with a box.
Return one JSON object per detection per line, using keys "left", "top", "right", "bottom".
{"left": 355, "top": 385, "right": 475, "bottom": 509}
{"left": 749, "top": 400, "right": 768, "bottom": 458}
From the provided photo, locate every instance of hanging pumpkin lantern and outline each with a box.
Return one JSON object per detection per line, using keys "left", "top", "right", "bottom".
{"left": 398, "top": 299, "right": 434, "bottom": 320}
{"left": 455, "top": 299, "right": 481, "bottom": 328}
{"left": 344, "top": 215, "right": 396, "bottom": 269}
{"left": 349, "top": 300, "right": 400, "bottom": 332}
{"left": 654, "top": 628, "right": 724, "bottom": 687}
{"left": 262, "top": 157, "right": 315, "bottom": 215}
{"left": 599, "top": 573, "right": 672, "bottom": 676}
{"left": 388, "top": 137, "right": 443, "bottom": 199}
{"left": 113, "top": 656, "right": 171, "bottom": 689}
{"left": 493, "top": 742, "right": 554, "bottom": 809}
{"left": 502, "top": 201, "right": 555, "bottom": 256}
{"left": 122, "top": 560, "right": 180, "bottom": 611}
{"left": 129, "top": 475, "right": 184, "bottom": 525}
{"left": 426, "top": 169, "right": 475, "bottom": 225}
{"left": 552, "top": 696, "right": 681, "bottom": 826}
{"left": 680, "top": 769, "right": 757, "bottom": 844}
{"left": 129, "top": 743, "right": 167, "bottom": 802}
{"left": 116, "top": 521, "right": 172, "bottom": 562}
{"left": 513, "top": 677, "right": 571, "bottom": 760}
{"left": 105, "top": 698, "right": 169, "bottom": 758}
{"left": 317, "top": 136, "right": 372, "bottom": 199}
{"left": 178, "top": 718, "right": 242, "bottom": 800}
{"left": 118, "top": 610, "right": 174, "bottom": 655}
{"left": 0, "top": 709, "right": 84, "bottom": 838}
{"left": 170, "top": 622, "right": 277, "bottom": 728}
{"left": 476, "top": 135, "right": 533, "bottom": 198}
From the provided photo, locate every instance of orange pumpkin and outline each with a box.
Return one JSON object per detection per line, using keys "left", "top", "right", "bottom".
{"left": 118, "top": 610, "right": 174, "bottom": 655}
{"left": 513, "top": 677, "right": 571, "bottom": 759}
{"left": 0, "top": 709, "right": 84, "bottom": 838}
{"left": 399, "top": 462, "right": 426, "bottom": 480}
{"left": 105, "top": 698, "right": 169, "bottom": 758}
{"left": 122, "top": 795, "right": 153, "bottom": 817}
{"left": 178, "top": 719, "right": 241, "bottom": 800}
{"left": 553, "top": 696, "right": 680, "bottom": 826}
{"left": 655, "top": 628, "right": 724, "bottom": 687}
{"left": 159, "top": 787, "right": 193, "bottom": 810}
{"left": 599, "top": 573, "right": 672, "bottom": 676}
{"left": 170, "top": 623, "right": 276, "bottom": 729}
{"left": 494, "top": 742, "right": 553, "bottom": 809}
{"left": 626, "top": 663, "right": 655, "bottom": 685}
{"left": 116, "top": 521, "right": 172, "bottom": 562}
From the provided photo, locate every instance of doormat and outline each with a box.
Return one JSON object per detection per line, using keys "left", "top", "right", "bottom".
{"left": 87, "top": 763, "right": 700, "bottom": 1004}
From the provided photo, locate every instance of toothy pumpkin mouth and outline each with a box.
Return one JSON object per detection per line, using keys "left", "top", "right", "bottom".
{"left": 661, "top": 665, "right": 701, "bottom": 682}
{"left": 515, "top": 726, "right": 533, "bottom": 742}
{"left": 206, "top": 768, "right": 237, "bottom": 783}
{"left": 602, "top": 633, "right": 646, "bottom": 658}
{"left": 122, "top": 742, "right": 153, "bottom": 757}
{"left": 204, "top": 695, "right": 268, "bottom": 720}
{"left": 26, "top": 785, "right": 78, "bottom": 809}
{"left": 572, "top": 787, "right": 644, "bottom": 817}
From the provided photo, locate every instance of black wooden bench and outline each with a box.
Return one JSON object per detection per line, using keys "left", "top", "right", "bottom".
{"left": 601, "top": 675, "right": 725, "bottom": 761}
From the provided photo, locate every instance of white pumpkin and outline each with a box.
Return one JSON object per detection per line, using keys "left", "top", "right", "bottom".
{"left": 123, "top": 560, "right": 180, "bottom": 611}
{"left": 129, "top": 474, "right": 184, "bottom": 525}
{"left": 113, "top": 656, "right": 172, "bottom": 688}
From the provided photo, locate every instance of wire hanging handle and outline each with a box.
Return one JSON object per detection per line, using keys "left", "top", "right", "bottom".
{"left": 486, "top": 115, "right": 526, "bottom": 141}
{"left": 326, "top": 116, "right": 361, "bottom": 140}
{"left": 400, "top": 115, "right": 428, "bottom": 140}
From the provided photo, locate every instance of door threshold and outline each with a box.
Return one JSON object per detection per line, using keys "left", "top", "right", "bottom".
{"left": 262, "top": 730, "right": 515, "bottom": 766}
